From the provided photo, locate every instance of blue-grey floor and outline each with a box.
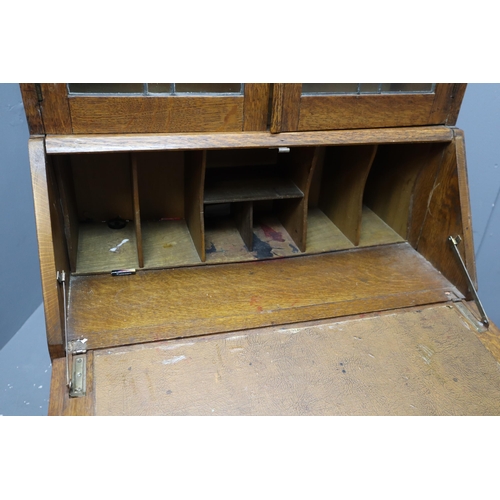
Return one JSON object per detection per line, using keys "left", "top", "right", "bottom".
{"left": 0, "top": 304, "right": 51, "bottom": 416}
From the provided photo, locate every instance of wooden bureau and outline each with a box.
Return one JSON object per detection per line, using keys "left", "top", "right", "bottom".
{"left": 21, "top": 83, "right": 500, "bottom": 415}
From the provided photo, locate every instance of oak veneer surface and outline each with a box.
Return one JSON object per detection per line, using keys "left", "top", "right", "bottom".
{"left": 91, "top": 305, "right": 500, "bottom": 415}
{"left": 45, "top": 127, "right": 454, "bottom": 154}
{"left": 68, "top": 243, "right": 459, "bottom": 350}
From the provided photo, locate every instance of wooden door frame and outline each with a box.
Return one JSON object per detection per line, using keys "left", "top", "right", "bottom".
{"left": 270, "top": 83, "right": 467, "bottom": 133}
{"left": 20, "top": 84, "right": 271, "bottom": 135}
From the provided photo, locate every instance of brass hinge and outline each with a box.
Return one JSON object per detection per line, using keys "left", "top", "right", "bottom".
{"left": 35, "top": 83, "right": 43, "bottom": 102}
{"left": 57, "top": 269, "right": 88, "bottom": 398}
{"left": 68, "top": 339, "right": 87, "bottom": 398}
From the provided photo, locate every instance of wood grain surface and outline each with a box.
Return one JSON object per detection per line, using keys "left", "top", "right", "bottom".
{"left": 68, "top": 243, "right": 460, "bottom": 350}
{"left": 45, "top": 126, "right": 454, "bottom": 154}
{"left": 39, "top": 84, "right": 72, "bottom": 134}
{"left": 29, "top": 139, "right": 66, "bottom": 355}
{"left": 19, "top": 84, "right": 44, "bottom": 135}
{"left": 68, "top": 96, "right": 244, "bottom": 134}
{"left": 91, "top": 304, "right": 500, "bottom": 415}
{"left": 298, "top": 93, "right": 435, "bottom": 131}
{"left": 243, "top": 84, "right": 270, "bottom": 131}
{"left": 319, "top": 145, "right": 377, "bottom": 245}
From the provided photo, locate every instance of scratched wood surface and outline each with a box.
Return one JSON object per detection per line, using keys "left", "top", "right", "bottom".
{"left": 91, "top": 304, "right": 500, "bottom": 415}
{"left": 68, "top": 243, "right": 460, "bottom": 350}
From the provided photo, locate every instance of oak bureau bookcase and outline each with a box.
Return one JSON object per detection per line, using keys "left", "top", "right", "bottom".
{"left": 21, "top": 83, "right": 500, "bottom": 415}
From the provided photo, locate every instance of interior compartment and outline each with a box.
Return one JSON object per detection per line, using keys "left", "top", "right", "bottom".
{"left": 135, "top": 151, "right": 202, "bottom": 269}
{"left": 50, "top": 141, "right": 455, "bottom": 276}
{"left": 52, "top": 153, "right": 141, "bottom": 274}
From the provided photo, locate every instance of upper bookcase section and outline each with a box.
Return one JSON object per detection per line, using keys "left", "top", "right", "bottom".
{"left": 20, "top": 83, "right": 466, "bottom": 136}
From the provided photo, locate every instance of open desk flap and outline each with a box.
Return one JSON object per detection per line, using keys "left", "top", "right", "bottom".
{"left": 49, "top": 303, "right": 500, "bottom": 416}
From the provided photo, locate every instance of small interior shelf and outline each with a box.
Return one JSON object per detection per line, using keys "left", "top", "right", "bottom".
{"left": 204, "top": 167, "right": 304, "bottom": 204}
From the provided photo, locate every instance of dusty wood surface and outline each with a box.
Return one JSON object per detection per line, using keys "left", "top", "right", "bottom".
{"left": 39, "top": 84, "right": 72, "bottom": 134}
{"left": 320, "top": 145, "right": 377, "bottom": 245}
{"left": 141, "top": 220, "right": 201, "bottom": 269}
{"left": 68, "top": 243, "right": 459, "bottom": 350}
{"left": 75, "top": 223, "right": 139, "bottom": 274}
{"left": 243, "top": 84, "right": 270, "bottom": 131}
{"left": 48, "top": 353, "right": 94, "bottom": 416}
{"left": 68, "top": 96, "right": 244, "bottom": 134}
{"left": 91, "top": 304, "right": 500, "bottom": 416}
{"left": 358, "top": 206, "right": 405, "bottom": 247}
{"left": 29, "top": 139, "right": 65, "bottom": 355}
{"left": 45, "top": 126, "right": 454, "bottom": 154}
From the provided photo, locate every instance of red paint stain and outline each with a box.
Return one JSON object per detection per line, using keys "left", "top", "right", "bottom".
{"left": 261, "top": 224, "right": 285, "bottom": 242}
{"left": 250, "top": 296, "right": 264, "bottom": 312}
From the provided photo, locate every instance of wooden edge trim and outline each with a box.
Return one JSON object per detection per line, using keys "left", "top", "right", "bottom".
{"left": 39, "top": 84, "right": 72, "bottom": 135}
{"left": 428, "top": 84, "right": 455, "bottom": 124}
{"left": 446, "top": 84, "right": 467, "bottom": 125}
{"left": 29, "top": 138, "right": 64, "bottom": 351}
{"left": 281, "top": 84, "right": 302, "bottom": 132}
{"left": 243, "top": 84, "right": 270, "bottom": 131}
{"left": 19, "top": 84, "right": 45, "bottom": 135}
{"left": 270, "top": 84, "right": 284, "bottom": 133}
{"left": 453, "top": 128, "right": 478, "bottom": 289}
{"left": 461, "top": 300, "right": 500, "bottom": 363}
{"left": 46, "top": 126, "right": 454, "bottom": 154}
{"left": 48, "top": 352, "right": 95, "bottom": 416}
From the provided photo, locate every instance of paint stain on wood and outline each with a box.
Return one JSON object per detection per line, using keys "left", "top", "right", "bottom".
{"left": 250, "top": 296, "right": 264, "bottom": 312}
{"left": 206, "top": 242, "right": 217, "bottom": 254}
{"left": 261, "top": 224, "right": 285, "bottom": 242}
{"left": 252, "top": 234, "right": 274, "bottom": 258}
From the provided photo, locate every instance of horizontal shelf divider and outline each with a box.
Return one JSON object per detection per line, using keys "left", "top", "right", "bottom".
{"left": 204, "top": 176, "right": 304, "bottom": 204}
{"left": 45, "top": 126, "right": 454, "bottom": 154}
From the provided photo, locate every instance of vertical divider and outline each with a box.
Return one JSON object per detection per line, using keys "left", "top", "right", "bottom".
{"left": 319, "top": 145, "right": 378, "bottom": 246}
{"left": 131, "top": 154, "right": 144, "bottom": 268}
{"left": 53, "top": 155, "right": 79, "bottom": 272}
{"left": 233, "top": 201, "right": 253, "bottom": 250}
{"left": 185, "top": 150, "right": 206, "bottom": 262}
{"left": 276, "top": 146, "right": 321, "bottom": 252}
